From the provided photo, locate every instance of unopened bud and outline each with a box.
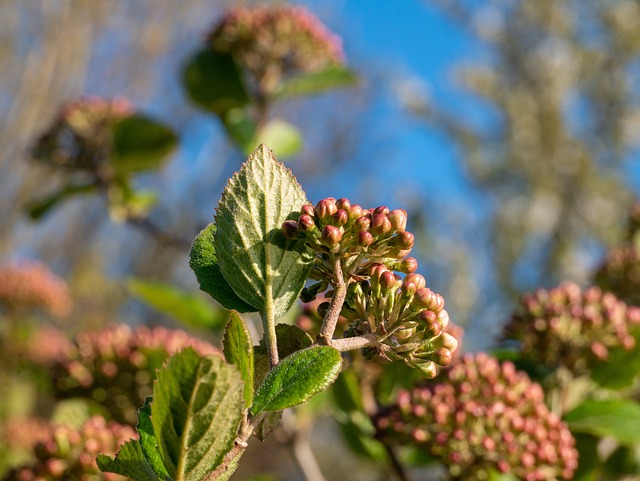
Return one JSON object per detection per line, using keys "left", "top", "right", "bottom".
{"left": 395, "top": 326, "right": 417, "bottom": 342}
{"left": 298, "top": 214, "right": 316, "bottom": 232}
{"left": 411, "top": 288, "right": 438, "bottom": 311}
{"left": 432, "top": 347, "right": 453, "bottom": 366}
{"left": 374, "top": 205, "right": 390, "bottom": 215}
{"left": 369, "top": 263, "right": 388, "bottom": 283}
{"left": 388, "top": 209, "right": 407, "bottom": 232}
{"left": 418, "top": 310, "right": 441, "bottom": 336}
{"left": 301, "top": 204, "right": 315, "bottom": 217}
{"left": 394, "top": 231, "right": 415, "bottom": 250}
{"left": 315, "top": 199, "right": 337, "bottom": 221}
{"left": 321, "top": 225, "right": 342, "bottom": 247}
{"left": 282, "top": 220, "right": 299, "bottom": 238}
{"left": 371, "top": 214, "right": 392, "bottom": 236}
{"left": 415, "top": 361, "right": 437, "bottom": 378}
{"left": 439, "top": 332, "right": 459, "bottom": 353}
{"left": 380, "top": 271, "right": 400, "bottom": 291}
{"left": 358, "top": 230, "right": 374, "bottom": 246}
{"left": 355, "top": 216, "right": 370, "bottom": 231}
{"left": 398, "top": 257, "right": 418, "bottom": 274}
{"left": 401, "top": 274, "right": 426, "bottom": 295}
{"left": 436, "top": 309, "right": 450, "bottom": 330}
{"left": 348, "top": 204, "right": 364, "bottom": 221}
{"left": 336, "top": 198, "right": 351, "bottom": 211}
{"left": 332, "top": 209, "right": 348, "bottom": 226}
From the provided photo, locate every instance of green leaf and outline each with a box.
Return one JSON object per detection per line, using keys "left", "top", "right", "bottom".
{"left": 591, "top": 328, "right": 640, "bottom": 390}
{"left": 214, "top": 144, "right": 314, "bottom": 318}
{"left": 273, "top": 67, "right": 358, "bottom": 98}
{"left": 97, "top": 439, "right": 160, "bottom": 481}
{"left": 253, "top": 120, "right": 302, "bottom": 159}
{"left": 251, "top": 346, "right": 342, "bottom": 415}
{"left": 111, "top": 115, "right": 177, "bottom": 173}
{"left": 183, "top": 50, "right": 250, "bottom": 114}
{"left": 152, "top": 348, "right": 244, "bottom": 480}
{"left": 51, "top": 398, "right": 108, "bottom": 428}
{"left": 138, "top": 398, "right": 171, "bottom": 480}
{"left": 26, "top": 183, "right": 96, "bottom": 220}
{"left": 332, "top": 370, "right": 364, "bottom": 414}
{"left": 128, "top": 278, "right": 227, "bottom": 331}
{"left": 223, "top": 311, "right": 254, "bottom": 408}
{"left": 565, "top": 399, "right": 640, "bottom": 445}
{"left": 253, "top": 324, "right": 314, "bottom": 390}
{"left": 190, "top": 224, "right": 259, "bottom": 313}
{"left": 572, "top": 433, "right": 601, "bottom": 481}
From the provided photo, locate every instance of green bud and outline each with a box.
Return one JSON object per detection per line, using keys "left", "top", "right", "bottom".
{"left": 371, "top": 214, "right": 392, "bottom": 236}
{"left": 282, "top": 220, "right": 299, "bottom": 238}
{"left": 395, "top": 326, "right": 417, "bottom": 342}
{"left": 321, "top": 225, "right": 342, "bottom": 247}
{"left": 414, "top": 360, "right": 437, "bottom": 379}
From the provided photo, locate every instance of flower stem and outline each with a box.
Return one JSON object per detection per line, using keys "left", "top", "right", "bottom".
{"left": 317, "top": 256, "right": 346, "bottom": 345}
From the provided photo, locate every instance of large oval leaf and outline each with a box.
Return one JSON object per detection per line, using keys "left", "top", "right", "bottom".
{"left": 152, "top": 349, "right": 244, "bottom": 481}
{"left": 190, "top": 223, "right": 258, "bottom": 313}
{"left": 565, "top": 399, "right": 640, "bottom": 445}
{"left": 251, "top": 346, "right": 342, "bottom": 415}
{"left": 214, "top": 144, "right": 313, "bottom": 318}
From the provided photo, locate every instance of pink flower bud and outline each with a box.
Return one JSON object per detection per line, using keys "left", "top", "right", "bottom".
{"left": 321, "top": 225, "right": 341, "bottom": 247}
{"left": 357, "top": 230, "right": 374, "bottom": 246}
{"left": 332, "top": 209, "right": 348, "bottom": 226}
{"left": 336, "top": 198, "right": 351, "bottom": 211}
{"left": 374, "top": 205, "right": 390, "bottom": 215}
{"left": 388, "top": 209, "right": 407, "bottom": 232}
{"left": 348, "top": 204, "right": 364, "bottom": 221}
{"left": 355, "top": 216, "right": 370, "bottom": 231}
{"left": 371, "top": 214, "right": 392, "bottom": 236}
{"left": 433, "top": 348, "right": 453, "bottom": 366}
{"left": 401, "top": 274, "right": 426, "bottom": 295}
{"left": 298, "top": 214, "right": 315, "bottom": 232}
{"left": 315, "top": 198, "right": 337, "bottom": 221}
{"left": 395, "top": 231, "right": 415, "bottom": 250}
{"left": 301, "top": 203, "right": 315, "bottom": 217}
{"left": 398, "top": 257, "right": 418, "bottom": 274}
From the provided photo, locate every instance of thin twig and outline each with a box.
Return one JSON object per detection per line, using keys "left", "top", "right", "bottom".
{"left": 331, "top": 333, "right": 379, "bottom": 352}
{"left": 317, "top": 256, "right": 347, "bottom": 345}
{"left": 383, "top": 442, "right": 412, "bottom": 481}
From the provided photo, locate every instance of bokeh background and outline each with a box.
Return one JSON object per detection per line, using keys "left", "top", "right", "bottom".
{"left": 2, "top": 1, "right": 640, "bottom": 479}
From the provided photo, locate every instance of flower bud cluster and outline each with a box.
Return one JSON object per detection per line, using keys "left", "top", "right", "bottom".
{"left": 593, "top": 200, "right": 640, "bottom": 306}
{"left": 503, "top": 282, "right": 640, "bottom": 375}
{"left": 208, "top": 6, "right": 344, "bottom": 94}
{"left": 284, "top": 198, "right": 417, "bottom": 275}
{"left": 38, "top": 325, "right": 220, "bottom": 425}
{"left": 284, "top": 197, "right": 458, "bottom": 376}
{"left": 3, "top": 416, "right": 134, "bottom": 481}
{"left": 375, "top": 353, "right": 578, "bottom": 481}
{"left": 0, "top": 260, "right": 72, "bottom": 318}
{"left": 594, "top": 245, "right": 640, "bottom": 306}
{"left": 32, "top": 97, "right": 133, "bottom": 171}
{"left": 344, "top": 266, "right": 458, "bottom": 377}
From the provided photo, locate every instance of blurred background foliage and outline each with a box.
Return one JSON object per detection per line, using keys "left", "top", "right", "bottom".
{"left": 1, "top": 0, "right": 640, "bottom": 480}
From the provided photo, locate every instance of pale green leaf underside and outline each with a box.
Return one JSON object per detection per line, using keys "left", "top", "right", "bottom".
{"left": 152, "top": 348, "right": 244, "bottom": 481}
{"left": 214, "top": 144, "right": 313, "bottom": 318}
{"left": 252, "top": 346, "right": 342, "bottom": 415}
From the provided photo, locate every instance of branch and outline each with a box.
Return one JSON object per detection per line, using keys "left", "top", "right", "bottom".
{"left": 317, "top": 256, "right": 347, "bottom": 344}
{"left": 331, "top": 333, "right": 379, "bottom": 352}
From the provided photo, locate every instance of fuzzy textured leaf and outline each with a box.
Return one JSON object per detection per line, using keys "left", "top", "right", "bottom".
{"left": 251, "top": 346, "right": 342, "bottom": 415}
{"left": 97, "top": 439, "right": 159, "bottom": 481}
{"left": 565, "top": 399, "right": 640, "bottom": 445}
{"left": 214, "top": 144, "right": 313, "bottom": 318}
{"left": 152, "top": 348, "right": 244, "bottom": 481}
{"left": 190, "top": 224, "right": 258, "bottom": 313}
{"left": 223, "top": 311, "right": 254, "bottom": 408}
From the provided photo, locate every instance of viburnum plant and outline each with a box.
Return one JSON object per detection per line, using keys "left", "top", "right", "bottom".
{"left": 96, "top": 145, "right": 458, "bottom": 481}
